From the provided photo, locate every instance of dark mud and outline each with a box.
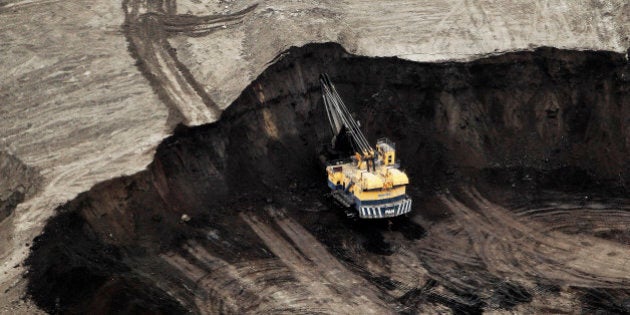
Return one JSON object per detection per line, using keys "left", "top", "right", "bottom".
{"left": 24, "top": 211, "right": 187, "bottom": 314}
{"left": 578, "top": 288, "right": 630, "bottom": 314}
{"left": 26, "top": 43, "right": 630, "bottom": 313}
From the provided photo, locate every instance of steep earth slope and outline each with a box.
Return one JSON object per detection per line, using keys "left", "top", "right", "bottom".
{"left": 23, "top": 44, "right": 630, "bottom": 313}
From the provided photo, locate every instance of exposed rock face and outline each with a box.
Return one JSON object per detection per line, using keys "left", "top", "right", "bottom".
{"left": 0, "top": 0, "right": 629, "bottom": 313}
{"left": 0, "top": 152, "right": 41, "bottom": 221}
{"left": 0, "top": 151, "right": 42, "bottom": 265}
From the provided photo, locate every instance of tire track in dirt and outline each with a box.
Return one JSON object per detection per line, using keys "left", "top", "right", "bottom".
{"left": 162, "top": 241, "right": 328, "bottom": 314}
{"left": 512, "top": 200, "right": 630, "bottom": 236}
{"left": 163, "top": 239, "right": 355, "bottom": 314}
{"left": 154, "top": 209, "right": 398, "bottom": 314}
{"left": 122, "top": 0, "right": 256, "bottom": 125}
{"left": 437, "top": 187, "right": 630, "bottom": 289}
{"left": 241, "top": 207, "right": 394, "bottom": 314}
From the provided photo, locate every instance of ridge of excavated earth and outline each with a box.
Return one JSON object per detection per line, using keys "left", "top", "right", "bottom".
{"left": 1, "top": 0, "right": 629, "bottom": 313}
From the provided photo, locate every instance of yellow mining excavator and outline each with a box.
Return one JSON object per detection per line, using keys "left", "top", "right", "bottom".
{"left": 320, "top": 74, "right": 412, "bottom": 219}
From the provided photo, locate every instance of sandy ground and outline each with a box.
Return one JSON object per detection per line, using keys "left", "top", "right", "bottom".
{"left": 0, "top": 0, "right": 629, "bottom": 312}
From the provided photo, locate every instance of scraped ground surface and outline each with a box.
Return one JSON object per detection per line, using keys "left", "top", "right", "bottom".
{"left": 19, "top": 44, "right": 630, "bottom": 313}
{"left": 1, "top": 0, "right": 630, "bottom": 313}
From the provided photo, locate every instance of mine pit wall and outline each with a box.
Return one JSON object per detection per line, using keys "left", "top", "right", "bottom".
{"left": 141, "top": 43, "right": 630, "bottom": 215}
{"left": 25, "top": 43, "right": 630, "bottom": 313}
{"left": 219, "top": 43, "right": 630, "bottom": 190}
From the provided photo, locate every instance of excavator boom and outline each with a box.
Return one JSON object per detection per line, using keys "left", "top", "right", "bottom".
{"left": 320, "top": 74, "right": 373, "bottom": 157}
{"left": 320, "top": 74, "right": 413, "bottom": 219}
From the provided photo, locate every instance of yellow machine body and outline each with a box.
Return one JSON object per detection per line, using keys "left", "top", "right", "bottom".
{"left": 326, "top": 138, "right": 412, "bottom": 219}
{"left": 320, "top": 73, "right": 412, "bottom": 219}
